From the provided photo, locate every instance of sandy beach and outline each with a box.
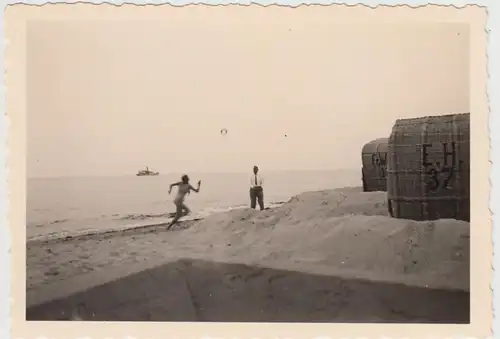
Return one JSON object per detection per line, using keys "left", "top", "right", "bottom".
{"left": 26, "top": 186, "right": 470, "bottom": 322}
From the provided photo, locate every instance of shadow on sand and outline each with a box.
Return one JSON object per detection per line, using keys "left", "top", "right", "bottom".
{"left": 26, "top": 259, "right": 469, "bottom": 323}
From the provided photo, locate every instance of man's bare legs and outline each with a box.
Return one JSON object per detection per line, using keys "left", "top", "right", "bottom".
{"left": 167, "top": 203, "right": 182, "bottom": 230}
{"left": 167, "top": 203, "right": 191, "bottom": 230}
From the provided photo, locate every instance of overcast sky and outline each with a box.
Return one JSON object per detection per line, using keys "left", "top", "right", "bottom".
{"left": 27, "top": 21, "right": 469, "bottom": 177}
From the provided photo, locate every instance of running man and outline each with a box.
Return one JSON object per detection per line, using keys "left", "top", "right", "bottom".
{"left": 167, "top": 174, "right": 201, "bottom": 230}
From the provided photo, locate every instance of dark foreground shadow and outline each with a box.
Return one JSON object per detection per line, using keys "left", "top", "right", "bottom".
{"left": 26, "top": 259, "right": 469, "bottom": 323}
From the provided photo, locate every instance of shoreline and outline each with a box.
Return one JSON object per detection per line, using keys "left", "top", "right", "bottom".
{"left": 27, "top": 187, "right": 362, "bottom": 246}
{"left": 27, "top": 204, "right": 287, "bottom": 247}
{"left": 27, "top": 218, "right": 201, "bottom": 247}
{"left": 27, "top": 202, "right": 288, "bottom": 245}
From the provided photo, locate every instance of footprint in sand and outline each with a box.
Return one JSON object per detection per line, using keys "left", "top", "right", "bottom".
{"left": 44, "top": 267, "right": 60, "bottom": 276}
{"left": 81, "top": 263, "right": 95, "bottom": 272}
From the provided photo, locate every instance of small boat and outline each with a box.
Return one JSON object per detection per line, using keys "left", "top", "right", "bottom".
{"left": 136, "top": 166, "right": 159, "bottom": 176}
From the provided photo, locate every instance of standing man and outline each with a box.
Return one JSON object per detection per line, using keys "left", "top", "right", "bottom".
{"left": 250, "top": 165, "right": 264, "bottom": 210}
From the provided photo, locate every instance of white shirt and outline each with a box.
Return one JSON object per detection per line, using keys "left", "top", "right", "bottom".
{"left": 250, "top": 174, "right": 264, "bottom": 188}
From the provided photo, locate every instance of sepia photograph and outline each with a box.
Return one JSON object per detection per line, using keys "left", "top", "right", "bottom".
{"left": 6, "top": 4, "right": 489, "bottom": 330}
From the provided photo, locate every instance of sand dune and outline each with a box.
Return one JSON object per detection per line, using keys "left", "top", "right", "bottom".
{"left": 26, "top": 186, "right": 470, "bottom": 319}
{"left": 169, "top": 187, "right": 469, "bottom": 291}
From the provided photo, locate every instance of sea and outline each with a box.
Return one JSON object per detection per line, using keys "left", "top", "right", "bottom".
{"left": 27, "top": 169, "right": 362, "bottom": 242}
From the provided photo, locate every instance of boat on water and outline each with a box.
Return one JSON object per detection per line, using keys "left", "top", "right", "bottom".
{"left": 136, "top": 166, "right": 159, "bottom": 176}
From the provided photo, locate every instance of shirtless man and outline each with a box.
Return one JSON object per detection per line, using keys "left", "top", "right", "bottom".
{"left": 167, "top": 174, "right": 201, "bottom": 230}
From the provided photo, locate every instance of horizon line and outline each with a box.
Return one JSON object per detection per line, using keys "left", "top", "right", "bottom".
{"left": 27, "top": 168, "right": 360, "bottom": 180}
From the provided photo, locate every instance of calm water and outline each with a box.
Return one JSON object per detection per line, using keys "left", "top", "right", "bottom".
{"left": 27, "top": 170, "right": 361, "bottom": 241}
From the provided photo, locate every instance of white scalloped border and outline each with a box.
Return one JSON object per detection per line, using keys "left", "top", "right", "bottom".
{"left": 1, "top": 1, "right": 497, "bottom": 339}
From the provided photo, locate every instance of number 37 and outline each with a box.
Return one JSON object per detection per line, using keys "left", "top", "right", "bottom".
{"left": 426, "top": 166, "right": 454, "bottom": 191}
